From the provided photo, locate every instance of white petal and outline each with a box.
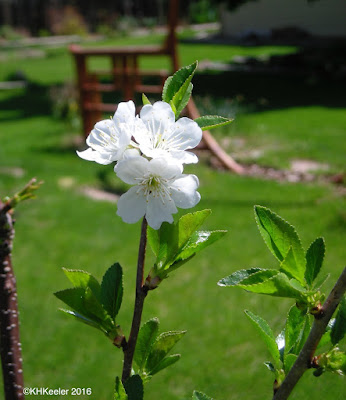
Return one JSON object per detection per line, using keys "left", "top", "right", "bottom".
{"left": 113, "top": 101, "right": 136, "bottom": 124}
{"left": 76, "top": 148, "right": 113, "bottom": 165}
{"left": 140, "top": 101, "right": 175, "bottom": 135}
{"left": 115, "top": 156, "right": 149, "bottom": 185}
{"left": 170, "top": 174, "right": 201, "bottom": 209}
{"left": 86, "top": 119, "right": 117, "bottom": 152}
{"left": 116, "top": 186, "right": 147, "bottom": 224}
{"left": 169, "top": 150, "right": 199, "bottom": 164}
{"left": 120, "top": 147, "right": 141, "bottom": 160}
{"left": 145, "top": 195, "right": 177, "bottom": 230}
{"left": 171, "top": 117, "right": 202, "bottom": 150}
{"left": 147, "top": 158, "right": 183, "bottom": 179}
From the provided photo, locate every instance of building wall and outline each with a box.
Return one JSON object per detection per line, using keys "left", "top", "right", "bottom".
{"left": 220, "top": 0, "right": 346, "bottom": 37}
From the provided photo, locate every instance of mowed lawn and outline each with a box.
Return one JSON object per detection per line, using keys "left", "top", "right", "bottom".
{"left": 0, "top": 34, "right": 345, "bottom": 399}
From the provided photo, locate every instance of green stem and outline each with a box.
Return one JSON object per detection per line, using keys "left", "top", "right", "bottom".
{"left": 273, "top": 267, "right": 346, "bottom": 400}
{"left": 122, "top": 218, "right": 148, "bottom": 383}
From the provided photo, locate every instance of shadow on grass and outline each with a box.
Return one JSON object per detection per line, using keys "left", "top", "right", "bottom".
{"left": 193, "top": 71, "right": 346, "bottom": 114}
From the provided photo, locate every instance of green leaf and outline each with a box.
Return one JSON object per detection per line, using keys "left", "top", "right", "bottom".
{"left": 59, "top": 309, "right": 103, "bottom": 331}
{"left": 285, "top": 306, "right": 310, "bottom": 357}
{"left": 331, "top": 295, "right": 346, "bottom": 345}
{"left": 134, "top": 318, "right": 160, "bottom": 371}
{"left": 254, "top": 206, "right": 306, "bottom": 283}
{"left": 312, "top": 273, "right": 329, "bottom": 290}
{"left": 123, "top": 375, "right": 143, "bottom": 400}
{"left": 142, "top": 93, "right": 151, "bottom": 106}
{"left": 149, "top": 354, "right": 181, "bottom": 376}
{"left": 192, "top": 391, "right": 213, "bottom": 400}
{"left": 100, "top": 263, "right": 123, "bottom": 321}
{"left": 84, "top": 287, "right": 112, "bottom": 326}
{"left": 147, "top": 227, "right": 160, "bottom": 257}
{"left": 305, "top": 238, "right": 325, "bottom": 287}
{"left": 220, "top": 268, "right": 307, "bottom": 300}
{"left": 284, "top": 354, "right": 298, "bottom": 374}
{"left": 173, "top": 230, "right": 227, "bottom": 265}
{"left": 114, "top": 377, "right": 128, "bottom": 400}
{"left": 54, "top": 287, "right": 92, "bottom": 319}
{"left": 194, "top": 115, "right": 234, "bottom": 131}
{"left": 174, "top": 82, "right": 193, "bottom": 117}
{"left": 162, "top": 62, "right": 198, "bottom": 117}
{"left": 62, "top": 268, "right": 101, "bottom": 299}
{"left": 280, "top": 247, "right": 305, "bottom": 285}
{"left": 218, "top": 268, "right": 262, "bottom": 286}
{"left": 155, "top": 209, "right": 212, "bottom": 270}
{"left": 145, "top": 331, "right": 186, "bottom": 375}
{"left": 245, "top": 310, "right": 281, "bottom": 369}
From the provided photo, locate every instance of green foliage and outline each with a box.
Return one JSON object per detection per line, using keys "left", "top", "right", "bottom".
{"left": 55, "top": 264, "right": 124, "bottom": 342}
{"left": 245, "top": 310, "right": 281, "bottom": 368}
{"left": 192, "top": 391, "right": 213, "bottom": 400}
{"left": 142, "top": 94, "right": 151, "bottom": 106}
{"left": 219, "top": 206, "right": 330, "bottom": 310}
{"left": 255, "top": 206, "right": 306, "bottom": 284}
{"left": 305, "top": 238, "right": 325, "bottom": 288}
{"left": 123, "top": 375, "right": 144, "bottom": 400}
{"left": 100, "top": 263, "right": 123, "bottom": 321}
{"left": 133, "top": 318, "right": 185, "bottom": 381}
{"left": 331, "top": 296, "right": 346, "bottom": 345}
{"left": 114, "top": 377, "right": 128, "bottom": 400}
{"left": 162, "top": 62, "right": 198, "bottom": 118}
{"left": 194, "top": 115, "right": 234, "bottom": 131}
{"left": 147, "top": 210, "right": 226, "bottom": 284}
{"left": 284, "top": 306, "right": 310, "bottom": 362}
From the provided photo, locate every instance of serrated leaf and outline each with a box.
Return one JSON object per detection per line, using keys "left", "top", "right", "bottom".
{"left": 285, "top": 306, "right": 310, "bottom": 357}
{"left": 84, "top": 287, "right": 112, "bottom": 326}
{"left": 100, "top": 263, "right": 123, "bottom": 321}
{"left": 114, "top": 377, "right": 128, "bottom": 400}
{"left": 123, "top": 375, "right": 143, "bottom": 400}
{"left": 54, "top": 287, "right": 91, "bottom": 319}
{"left": 254, "top": 206, "right": 306, "bottom": 281}
{"left": 62, "top": 268, "right": 101, "bottom": 299}
{"left": 312, "top": 273, "right": 329, "bottom": 290}
{"left": 155, "top": 209, "right": 212, "bottom": 270}
{"left": 174, "top": 82, "right": 193, "bottom": 116}
{"left": 59, "top": 309, "right": 103, "bottom": 331}
{"left": 162, "top": 62, "right": 198, "bottom": 117}
{"left": 192, "top": 391, "right": 213, "bottom": 400}
{"left": 142, "top": 93, "right": 151, "bottom": 106}
{"left": 245, "top": 310, "right": 281, "bottom": 368}
{"left": 222, "top": 269, "right": 307, "bottom": 300}
{"left": 280, "top": 247, "right": 305, "bottom": 285}
{"left": 218, "top": 268, "right": 262, "bottom": 286}
{"left": 174, "top": 230, "right": 227, "bottom": 264}
{"left": 134, "top": 318, "right": 160, "bottom": 371}
{"left": 149, "top": 354, "right": 181, "bottom": 376}
{"left": 305, "top": 238, "right": 325, "bottom": 287}
{"left": 284, "top": 354, "right": 298, "bottom": 374}
{"left": 331, "top": 295, "right": 346, "bottom": 345}
{"left": 145, "top": 331, "right": 186, "bottom": 375}
{"left": 194, "top": 115, "right": 234, "bottom": 131}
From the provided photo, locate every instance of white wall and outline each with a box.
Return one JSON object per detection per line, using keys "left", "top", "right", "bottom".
{"left": 220, "top": 0, "right": 346, "bottom": 37}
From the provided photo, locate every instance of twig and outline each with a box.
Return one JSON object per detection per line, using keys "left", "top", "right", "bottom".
{"left": 273, "top": 267, "right": 346, "bottom": 400}
{"left": 122, "top": 218, "right": 148, "bottom": 383}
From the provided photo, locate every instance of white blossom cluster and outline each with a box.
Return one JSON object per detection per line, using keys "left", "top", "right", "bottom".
{"left": 77, "top": 101, "right": 202, "bottom": 229}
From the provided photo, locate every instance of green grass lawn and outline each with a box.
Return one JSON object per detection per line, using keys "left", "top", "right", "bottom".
{"left": 0, "top": 33, "right": 345, "bottom": 399}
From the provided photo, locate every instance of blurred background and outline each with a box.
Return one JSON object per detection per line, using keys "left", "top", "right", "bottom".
{"left": 0, "top": 1, "right": 345, "bottom": 399}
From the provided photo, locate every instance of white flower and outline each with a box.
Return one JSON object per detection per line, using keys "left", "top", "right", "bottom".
{"left": 133, "top": 101, "right": 202, "bottom": 165}
{"left": 114, "top": 156, "right": 201, "bottom": 229}
{"left": 77, "top": 101, "right": 140, "bottom": 165}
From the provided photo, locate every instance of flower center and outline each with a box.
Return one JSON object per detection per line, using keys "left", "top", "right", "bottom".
{"left": 136, "top": 174, "right": 172, "bottom": 204}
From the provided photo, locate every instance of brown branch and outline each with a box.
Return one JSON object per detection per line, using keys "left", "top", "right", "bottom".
{"left": 273, "top": 267, "right": 346, "bottom": 400}
{"left": 0, "top": 202, "right": 24, "bottom": 400}
{"left": 122, "top": 218, "right": 148, "bottom": 383}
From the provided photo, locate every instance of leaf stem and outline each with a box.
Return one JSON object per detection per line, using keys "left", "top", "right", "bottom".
{"left": 122, "top": 218, "right": 148, "bottom": 383}
{"left": 273, "top": 267, "right": 346, "bottom": 400}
